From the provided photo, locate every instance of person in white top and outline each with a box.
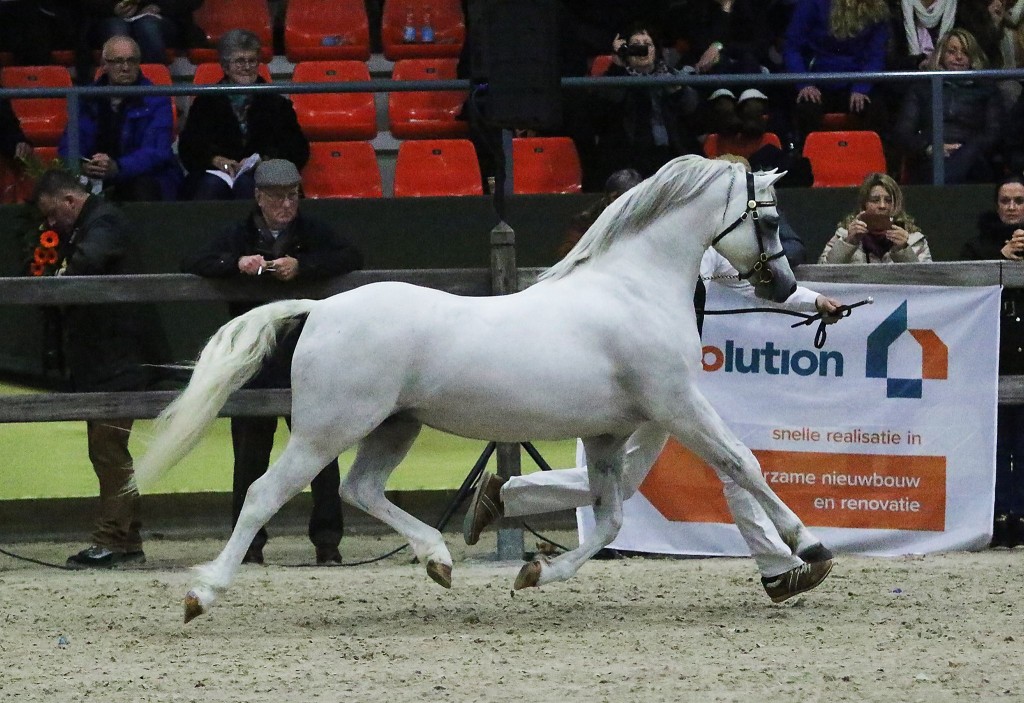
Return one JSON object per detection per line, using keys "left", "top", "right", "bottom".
{"left": 465, "top": 246, "right": 844, "bottom": 604}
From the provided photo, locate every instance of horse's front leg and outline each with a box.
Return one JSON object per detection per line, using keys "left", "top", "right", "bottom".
{"left": 656, "top": 386, "right": 826, "bottom": 560}
{"left": 184, "top": 438, "right": 334, "bottom": 622}
{"left": 515, "top": 434, "right": 628, "bottom": 589}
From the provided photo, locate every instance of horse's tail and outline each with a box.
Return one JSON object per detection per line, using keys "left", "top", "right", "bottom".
{"left": 133, "top": 299, "right": 317, "bottom": 492}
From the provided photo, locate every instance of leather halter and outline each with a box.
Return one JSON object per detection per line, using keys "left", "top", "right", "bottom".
{"left": 710, "top": 171, "right": 786, "bottom": 284}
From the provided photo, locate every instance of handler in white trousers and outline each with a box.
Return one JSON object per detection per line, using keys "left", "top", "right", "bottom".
{"left": 465, "top": 248, "right": 840, "bottom": 602}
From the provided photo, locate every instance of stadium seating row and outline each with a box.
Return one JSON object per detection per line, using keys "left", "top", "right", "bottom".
{"left": 0, "top": 59, "right": 470, "bottom": 146}
{"left": 0, "top": 0, "right": 465, "bottom": 68}
{"left": 0, "top": 136, "right": 582, "bottom": 201}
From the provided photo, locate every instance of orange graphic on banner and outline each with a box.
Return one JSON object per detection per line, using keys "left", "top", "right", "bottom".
{"left": 639, "top": 439, "right": 946, "bottom": 532}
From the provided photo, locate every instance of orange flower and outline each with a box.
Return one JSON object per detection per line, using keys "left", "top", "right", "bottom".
{"left": 43, "top": 248, "right": 58, "bottom": 264}
{"left": 33, "top": 247, "right": 46, "bottom": 265}
{"left": 39, "top": 230, "right": 59, "bottom": 248}
{"left": 30, "top": 262, "right": 45, "bottom": 276}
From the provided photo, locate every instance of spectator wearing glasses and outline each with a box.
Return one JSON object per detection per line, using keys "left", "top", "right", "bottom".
{"left": 180, "top": 159, "right": 363, "bottom": 565}
{"left": 58, "top": 35, "right": 182, "bottom": 201}
{"left": 178, "top": 29, "right": 309, "bottom": 201}
{"left": 84, "top": 0, "right": 203, "bottom": 65}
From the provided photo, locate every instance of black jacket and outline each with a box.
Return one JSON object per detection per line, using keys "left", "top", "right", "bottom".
{"left": 177, "top": 78, "right": 310, "bottom": 174}
{"left": 58, "top": 195, "right": 161, "bottom": 391}
{"left": 0, "top": 97, "right": 27, "bottom": 159}
{"left": 180, "top": 209, "right": 363, "bottom": 318}
{"left": 961, "top": 211, "right": 1024, "bottom": 374}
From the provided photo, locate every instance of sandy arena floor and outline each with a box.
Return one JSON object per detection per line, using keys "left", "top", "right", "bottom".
{"left": 1, "top": 531, "right": 1022, "bottom": 703}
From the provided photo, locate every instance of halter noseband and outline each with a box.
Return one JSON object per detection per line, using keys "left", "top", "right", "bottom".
{"left": 710, "top": 171, "right": 786, "bottom": 284}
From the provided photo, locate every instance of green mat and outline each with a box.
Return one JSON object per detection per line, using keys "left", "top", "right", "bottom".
{"left": 0, "top": 382, "right": 576, "bottom": 500}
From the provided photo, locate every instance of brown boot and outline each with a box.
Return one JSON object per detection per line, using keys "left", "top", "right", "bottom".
{"left": 462, "top": 471, "right": 507, "bottom": 545}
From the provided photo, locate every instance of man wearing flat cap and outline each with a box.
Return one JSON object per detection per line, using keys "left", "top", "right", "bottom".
{"left": 181, "top": 158, "right": 363, "bottom": 565}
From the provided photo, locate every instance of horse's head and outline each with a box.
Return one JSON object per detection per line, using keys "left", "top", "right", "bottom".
{"left": 711, "top": 168, "right": 796, "bottom": 303}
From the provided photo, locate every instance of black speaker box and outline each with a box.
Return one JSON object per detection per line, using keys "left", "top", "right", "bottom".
{"left": 477, "top": 0, "right": 563, "bottom": 131}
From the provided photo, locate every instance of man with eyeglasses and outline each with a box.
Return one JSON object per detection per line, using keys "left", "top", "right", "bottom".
{"left": 58, "top": 35, "right": 182, "bottom": 201}
{"left": 181, "top": 159, "right": 363, "bottom": 565}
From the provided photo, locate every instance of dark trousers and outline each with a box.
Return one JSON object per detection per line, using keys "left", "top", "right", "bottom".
{"left": 87, "top": 418, "right": 142, "bottom": 552}
{"left": 230, "top": 415, "right": 343, "bottom": 551}
{"left": 995, "top": 405, "right": 1024, "bottom": 516}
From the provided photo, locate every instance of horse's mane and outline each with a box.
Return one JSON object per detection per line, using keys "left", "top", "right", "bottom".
{"left": 540, "top": 155, "right": 737, "bottom": 282}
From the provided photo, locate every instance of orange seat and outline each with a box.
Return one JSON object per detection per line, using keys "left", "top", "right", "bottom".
{"left": 192, "top": 62, "right": 274, "bottom": 85}
{"left": 301, "top": 141, "right": 382, "bottom": 198}
{"left": 285, "top": 0, "right": 370, "bottom": 62}
{"left": 1, "top": 65, "right": 71, "bottom": 146}
{"left": 393, "top": 139, "right": 482, "bottom": 197}
{"left": 188, "top": 0, "right": 273, "bottom": 64}
{"left": 381, "top": 0, "right": 465, "bottom": 61}
{"left": 820, "top": 112, "right": 863, "bottom": 131}
{"left": 512, "top": 137, "right": 582, "bottom": 194}
{"left": 388, "top": 58, "right": 468, "bottom": 139}
{"left": 589, "top": 54, "right": 614, "bottom": 77}
{"left": 291, "top": 60, "right": 377, "bottom": 141}
{"left": 703, "top": 132, "right": 782, "bottom": 160}
{"left": 803, "top": 131, "right": 886, "bottom": 188}
{"left": 192, "top": 61, "right": 274, "bottom": 85}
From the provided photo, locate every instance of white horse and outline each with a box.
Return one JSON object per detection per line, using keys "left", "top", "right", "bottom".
{"left": 136, "top": 155, "right": 831, "bottom": 622}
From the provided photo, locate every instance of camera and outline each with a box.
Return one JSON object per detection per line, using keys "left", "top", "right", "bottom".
{"left": 615, "top": 43, "right": 651, "bottom": 59}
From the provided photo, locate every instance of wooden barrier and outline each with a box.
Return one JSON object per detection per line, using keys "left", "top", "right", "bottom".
{"left": 1, "top": 262, "right": 1023, "bottom": 425}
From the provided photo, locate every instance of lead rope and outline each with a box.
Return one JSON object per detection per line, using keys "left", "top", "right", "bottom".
{"left": 703, "top": 297, "right": 874, "bottom": 349}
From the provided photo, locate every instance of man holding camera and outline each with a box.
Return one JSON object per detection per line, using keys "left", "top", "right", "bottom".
{"left": 181, "top": 159, "right": 363, "bottom": 565}
{"left": 587, "top": 25, "right": 700, "bottom": 187}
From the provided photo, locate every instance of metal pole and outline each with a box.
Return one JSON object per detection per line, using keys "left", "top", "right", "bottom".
{"left": 66, "top": 90, "right": 81, "bottom": 171}
{"left": 489, "top": 219, "right": 524, "bottom": 560}
{"left": 930, "top": 75, "right": 945, "bottom": 186}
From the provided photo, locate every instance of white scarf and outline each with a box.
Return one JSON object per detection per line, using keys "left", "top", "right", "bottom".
{"left": 901, "top": 0, "right": 958, "bottom": 55}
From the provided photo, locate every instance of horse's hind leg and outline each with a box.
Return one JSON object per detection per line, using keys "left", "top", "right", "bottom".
{"left": 185, "top": 436, "right": 342, "bottom": 622}
{"left": 660, "top": 388, "right": 825, "bottom": 559}
{"left": 340, "top": 415, "right": 454, "bottom": 587}
{"left": 515, "top": 434, "right": 628, "bottom": 589}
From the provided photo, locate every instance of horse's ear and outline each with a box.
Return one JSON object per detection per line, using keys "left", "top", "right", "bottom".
{"left": 766, "top": 170, "right": 787, "bottom": 188}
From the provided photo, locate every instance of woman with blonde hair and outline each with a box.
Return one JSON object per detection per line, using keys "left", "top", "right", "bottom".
{"left": 894, "top": 28, "right": 1002, "bottom": 183}
{"left": 818, "top": 172, "right": 932, "bottom": 263}
{"left": 783, "top": 0, "right": 891, "bottom": 140}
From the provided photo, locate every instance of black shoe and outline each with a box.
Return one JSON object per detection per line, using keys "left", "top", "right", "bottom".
{"left": 992, "top": 514, "right": 1009, "bottom": 548}
{"left": 66, "top": 545, "right": 146, "bottom": 569}
{"left": 242, "top": 546, "right": 264, "bottom": 565}
{"left": 315, "top": 546, "right": 342, "bottom": 565}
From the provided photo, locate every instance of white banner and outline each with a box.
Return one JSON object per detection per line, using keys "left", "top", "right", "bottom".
{"left": 579, "top": 283, "right": 1001, "bottom": 556}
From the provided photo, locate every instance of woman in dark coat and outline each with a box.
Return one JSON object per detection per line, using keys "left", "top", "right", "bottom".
{"left": 961, "top": 176, "right": 1024, "bottom": 547}
{"left": 178, "top": 29, "right": 309, "bottom": 200}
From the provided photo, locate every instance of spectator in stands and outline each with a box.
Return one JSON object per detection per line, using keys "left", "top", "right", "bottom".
{"left": 586, "top": 24, "right": 701, "bottom": 185}
{"left": 0, "top": 0, "right": 80, "bottom": 67}
{"left": 893, "top": 28, "right": 1002, "bottom": 184}
{"left": 33, "top": 170, "right": 155, "bottom": 568}
{"left": 58, "top": 36, "right": 182, "bottom": 201}
{"left": 818, "top": 172, "right": 931, "bottom": 263}
{"left": 0, "top": 97, "right": 32, "bottom": 162}
{"left": 956, "top": 0, "right": 1024, "bottom": 108}
{"left": 178, "top": 29, "right": 309, "bottom": 201}
{"left": 782, "top": 0, "right": 891, "bottom": 142}
{"left": 180, "top": 159, "right": 363, "bottom": 565}
{"left": 960, "top": 175, "right": 1024, "bottom": 547}
{"left": 888, "top": 0, "right": 959, "bottom": 70}
{"left": 84, "top": 0, "right": 203, "bottom": 65}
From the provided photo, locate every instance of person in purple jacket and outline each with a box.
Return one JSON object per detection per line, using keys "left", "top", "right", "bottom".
{"left": 782, "top": 0, "right": 891, "bottom": 143}
{"left": 58, "top": 36, "right": 182, "bottom": 202}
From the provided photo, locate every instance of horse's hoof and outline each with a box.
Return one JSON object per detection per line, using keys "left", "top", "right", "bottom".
{"left": 426, "top": 560, "right": 452, "bottom": 589}
{"left": 183, "top": 591, "right": 205, "bottom": 624}
{"left": 514, "top": 560, "right": 543, "bottom": 590}
{"left": 798, "top": 543, "right": 834, "bottom": 563}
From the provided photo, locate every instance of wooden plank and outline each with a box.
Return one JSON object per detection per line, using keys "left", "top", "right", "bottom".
{"left": 0, "top": 269, "right": 491, "bottom": 305}
{"left": 0, "top": 389, "right": 291, "bottom": 422}
{"left": 794, "top": 262, "right": 1006, "bottom": 286}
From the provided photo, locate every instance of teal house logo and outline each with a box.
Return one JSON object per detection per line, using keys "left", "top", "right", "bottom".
{"left": 866, "top": 301, "right": 948, "bottom": 398}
